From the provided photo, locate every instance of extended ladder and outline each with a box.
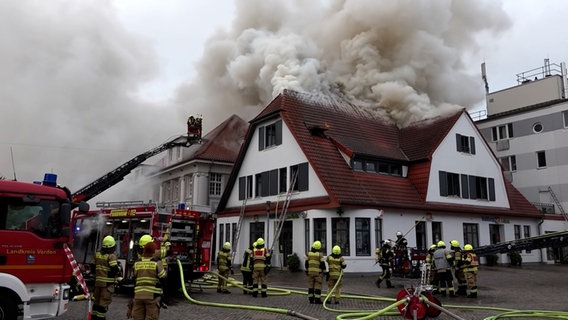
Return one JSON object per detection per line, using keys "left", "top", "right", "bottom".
{"left": 548, "top": 186, "right": 568, "bottom": 222}
{"left": 269, "top": 170, "right": 298, "bottom": 254}
{"left": 231, "top": 198, "right": 247, "bottom": 262}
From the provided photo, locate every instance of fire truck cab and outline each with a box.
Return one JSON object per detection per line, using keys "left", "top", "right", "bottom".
{"left": 70, "top": 201, "right": 213, "bottom": 294}
{"left": 0, "top": 175, "right": 89, "bottom": 319}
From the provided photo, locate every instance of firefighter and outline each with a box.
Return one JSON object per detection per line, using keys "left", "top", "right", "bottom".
{"left": 450, "top": 240, "right": 467, "bottom": 295}
{"left": 326, "top": 245, "right": 347, "bottom": 304}
{"left": 240, "top": 242, "right": 255, "bottom": 294}
{"left": 92, "top": 235, "right": 121, "bottom": 320}
{"left": 251, "top": 237, "right": 271, "bottom": 298}
{"left": 393, "top": 231, "right": 409, "bottom": 275}
{"left": 425, "top": 244, "right": 438, "bottom": 292}
{"left": 375, "top": 240, "right": 395, "bottom": 288}
{"left": 131, "top": 240, "right": 167, "bottom": 320}
{"left": 216, "top": 241, "right": 233, "bottom": 294}
{"left": 433, "top": 241, "right": 456, "bottom": 297}
{"left": 305, "top": 240, "right": 326, "bottom": 304}
{"left": 462, "top": 244, "right": 479, "bottom": 298}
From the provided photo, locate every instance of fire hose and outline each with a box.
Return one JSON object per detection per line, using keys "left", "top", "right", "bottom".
{"left": 176, "top": 260, "right": 568, "bottom": 320}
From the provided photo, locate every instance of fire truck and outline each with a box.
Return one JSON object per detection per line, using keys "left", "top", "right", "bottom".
{"left": 70, "top": 201, "right": 214, "bottom": 294}
{"left": 0, "top": 174, "right": 90, "bottom": 320}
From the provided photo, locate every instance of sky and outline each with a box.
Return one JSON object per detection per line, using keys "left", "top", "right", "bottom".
{"left": 1, "top": 0, "right": 567, "bottom": 204}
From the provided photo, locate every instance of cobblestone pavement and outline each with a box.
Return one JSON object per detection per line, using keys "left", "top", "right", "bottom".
{"left": 51, "top": 264, "right": 568, "bottom": 320}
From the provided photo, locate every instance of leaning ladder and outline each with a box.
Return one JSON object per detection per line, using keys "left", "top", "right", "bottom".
{"left": 548, "top": 186, "right": 568, "bottom": 222}
{"left": 269, "top": 170, "right": 298, "bottom": 254}
{"left": 231, "top": 198, "right": 247, "bottom": 262}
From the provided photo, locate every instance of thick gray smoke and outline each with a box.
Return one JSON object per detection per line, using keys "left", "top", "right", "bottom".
{"left": 1, "top": 0, "right": 512, "bottom": 202}
{"left": 175, "top": 0, "right": 511, "bottom": 127}
{"left": 0, "top": 0, "right": 181, "bottom": 193}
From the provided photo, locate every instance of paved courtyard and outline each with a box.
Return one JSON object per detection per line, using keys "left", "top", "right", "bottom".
{"left": 52, "top": 263, "right": 568, "bottom": 320}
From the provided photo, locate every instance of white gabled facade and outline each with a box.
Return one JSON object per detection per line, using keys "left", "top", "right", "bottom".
{"left": 217, "top": 92, "right": 552, "bottom": 273}
{"left": 428, "top": 113, "right": 509, "bottom": 208}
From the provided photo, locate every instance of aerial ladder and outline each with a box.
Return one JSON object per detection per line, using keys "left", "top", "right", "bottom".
{"left": 474, "top": 230, "right": 568, "bottom": 256}
{"left": 71, "top": 115, "right": 202, "bottom": 203}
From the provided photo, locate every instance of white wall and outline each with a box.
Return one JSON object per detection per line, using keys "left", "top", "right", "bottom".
{"left": 428, "top": 114, "right": 509, "bottom": 208}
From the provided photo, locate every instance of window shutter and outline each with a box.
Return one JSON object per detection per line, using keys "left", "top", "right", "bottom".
{"left": 238, "top": 177, "right": 246, "bottom": 200}
{"left": 258, "top": 127, "right": 265, "bottom": 151}
{"left": 470, "top": 137, "right": 476, "bottom": 154}
{"left": 298, "top": 162, "right": 309, "bottom": 191}
{"left": 488, "top": 178, "right": 495, "bottom": 201}
{"left": 269, "top": 169, "right": 278, "bottom": 196}
{"left": 261, "top": 171, "right": 270, "bottom": 197}
{"left": 456, "top": 134, "right": 462, "bottom": 152}
{"left": 460, "top": 174, "right": 469, "bottom": 199}
{"left": 439, "top": 171, "right": 448, "bottom": 196}
{"left": 275, "top": 120, "right": 283, "bottom": 146}
{"left": 469, "top": 175, "right": 477, "bottom": 199}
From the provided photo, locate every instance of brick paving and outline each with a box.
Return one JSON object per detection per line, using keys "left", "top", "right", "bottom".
{"left": 51, "top": 263, "right": 568, "bottom": 320}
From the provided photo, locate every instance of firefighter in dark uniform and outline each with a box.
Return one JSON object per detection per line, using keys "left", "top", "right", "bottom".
{"left": 375, "top": 240, "right": 395, "bottom": 288}
{"left": 251, "top": 237, "right": 271, "bottom": 297}
{"left": 240, "top": 242, "right": 255, "bottom": 294}
{"left": 326, "top": 245, "right": 347, "bottom": 304}
{"left": 92, "top": 235, "right": 121, "bottom": 320}
{"left": 131, "top": 240, "right": 167, "bottom": 320}
{"left": 305, "top": 240, "right": 326, "bottom": 304}
{"left": 462, "top": 244, "right": 479, "bottom": 298}
{"left": 433, "top": 241, "right": 456, "bottom": 297}
{"left": 216, "top": 241, "right": 233, "bottom": 293}
{"left": 450, "top": 240, "right": 467, "bottom": 295}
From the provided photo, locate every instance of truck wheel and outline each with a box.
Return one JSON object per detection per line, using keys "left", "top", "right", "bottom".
{"left": 0, "top": 295, "right": 18, "bottom": 320}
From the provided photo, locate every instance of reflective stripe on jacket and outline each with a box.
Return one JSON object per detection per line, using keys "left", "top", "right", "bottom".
{"left": 134, "top": 258, "right": 166, "bottom": 300}
{"left": 95, "top": 252, "right": 118, "bottom": 286}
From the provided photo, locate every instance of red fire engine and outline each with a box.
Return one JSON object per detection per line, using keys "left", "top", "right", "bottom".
{"left": 0, "top": 174, "right": 90, "bottom": 319}
{"left": 70, "top": 201, "right": 214, "bottom": 294}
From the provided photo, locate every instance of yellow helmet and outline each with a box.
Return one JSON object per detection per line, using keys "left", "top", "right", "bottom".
{"left": 450, "top": 240, "right": 460, "bottom": 247}
{"left": 437, "top": 241, "right": 446, "bottom": 248}
{"left": 256, "top": 238, "right": 265, "bottom": 246}
{"left": 464, "top": 244, "right": 473, "bottom": 251}
{"left": 223, "top": 242, "right": 231, "bottom": 250}
{"left": 102, "top": 235, "right": 115, "bottom": 248}
{"left": 312, "top": 241, "right": 322, "bottom": 250}
{"left": 139, "top": 234, "right": 153, "bottom": 247}
{"left": 430, "top": 244, "right": 437, "bottom": 250}
{"left": 332, "top": 245, "right": 341, "bottom": 255}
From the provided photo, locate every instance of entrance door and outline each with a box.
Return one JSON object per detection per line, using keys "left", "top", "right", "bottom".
{"left": 279, "top": 221, "right": 293, "bottom": 267}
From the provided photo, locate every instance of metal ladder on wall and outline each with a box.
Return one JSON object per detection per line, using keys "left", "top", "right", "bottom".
{"left": 269, "top": 170, "right": 299, "bottom": 254}
{"left": 231, "top": 198, "right": 247, "bottom": 262}
{"left": 548, "top": 186, "right": 568, "bottom": 222}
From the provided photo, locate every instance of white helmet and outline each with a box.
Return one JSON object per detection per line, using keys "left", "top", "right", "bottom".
{"left": 396, "top": 231, "right": 403, "bottom": 237}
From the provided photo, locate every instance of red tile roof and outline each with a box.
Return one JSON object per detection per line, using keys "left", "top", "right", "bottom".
{"left": 217, "top": 90, "right": 542, "bottom": 219}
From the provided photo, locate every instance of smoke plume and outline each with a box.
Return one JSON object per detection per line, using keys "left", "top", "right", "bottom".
{"left": 175, "top": 0, "right": 511, "bottom": 127}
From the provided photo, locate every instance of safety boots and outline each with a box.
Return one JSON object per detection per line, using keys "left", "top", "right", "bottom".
{"left": 467, "top": 292, "right": 477, "bottom": 298}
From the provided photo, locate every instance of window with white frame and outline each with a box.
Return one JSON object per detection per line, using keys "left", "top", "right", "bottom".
{"left": 355, "top": 218, "right": 371, "bottom": 256}
{"left": 258, "top": 120, "right": 283, "bottom": 150}
{"left": 491, "top": 123, "right": 514, "bottom": 141}
{"left": 537, "top": 151, "right": 547, "bottom": 168}
{"left": 456, "top": 134, "right": 476, "bottom": 154}
{"left": 523, "top": 225, "right": 531, "bottom": 253}
{"left": 332, "top": 218, "right": 350, "bottom": 256}
{"left": 184, "top": 175, "right": 193, "bottom": 199}
{"left": 500, "top": 155, "right": 517, "bottom": 171}
{"left": 209, "top": 173, "right": 222, "bottom": 196}
{"left": 463, "top": 223, "right": 479, "bottom": 248}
